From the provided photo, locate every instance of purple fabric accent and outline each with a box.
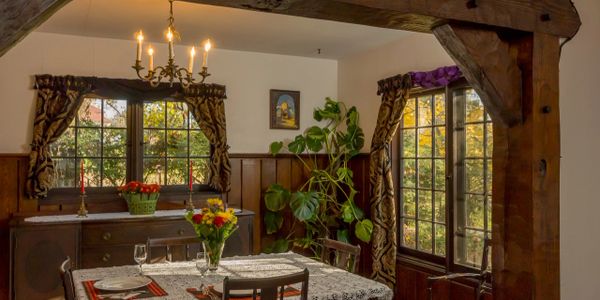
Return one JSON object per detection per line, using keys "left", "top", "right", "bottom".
{"left": 408, "top": 66, "right": 462, "bottom": 88}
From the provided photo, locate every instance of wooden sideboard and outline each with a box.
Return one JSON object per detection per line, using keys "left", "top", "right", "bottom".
{"left": 8, "top": 210, "right": 254, "bottom": 300}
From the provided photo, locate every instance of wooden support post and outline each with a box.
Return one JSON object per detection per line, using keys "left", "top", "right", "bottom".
{"left": 435, "top": 24, "right": 561, "bottom": 300}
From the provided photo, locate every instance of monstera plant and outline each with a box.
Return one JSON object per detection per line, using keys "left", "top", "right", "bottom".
{"left": 263, "top": 97, "right": 373, "bottom": 254}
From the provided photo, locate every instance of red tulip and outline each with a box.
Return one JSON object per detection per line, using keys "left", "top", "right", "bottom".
{"left": 214, "top": 216, "right": 226, "bottom": 228}
{"left": 192, "top": 214, "right": 203, "bottom": 224}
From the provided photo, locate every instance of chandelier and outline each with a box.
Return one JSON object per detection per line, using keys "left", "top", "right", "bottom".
{"left": 132, "top": 0, "right": 212, "bottom": 88}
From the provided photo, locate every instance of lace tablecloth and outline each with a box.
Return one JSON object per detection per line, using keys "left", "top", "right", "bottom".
{"left": 73, "top": 252, "right": 393, "bottom": 300}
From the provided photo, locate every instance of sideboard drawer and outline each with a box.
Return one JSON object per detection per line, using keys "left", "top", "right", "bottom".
{"left": 82, "top": 220, "right": 193, "bottom": 246}
{"left": 81, "top": 245, "right": 135, "bottom": 268}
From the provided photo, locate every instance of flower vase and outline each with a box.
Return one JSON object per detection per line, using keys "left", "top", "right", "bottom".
{"left": 202, "top": 240, "right": 225, "bottom": 271}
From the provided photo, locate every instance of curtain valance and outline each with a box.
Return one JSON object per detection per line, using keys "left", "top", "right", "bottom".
{"left": 26, "top": 75, "right": 230, "bottom": 199}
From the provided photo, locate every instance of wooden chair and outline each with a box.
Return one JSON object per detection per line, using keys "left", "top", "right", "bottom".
{"left": 319, "top": 238, "right": 361, "bottom": 273}
{"left": 222, "top": 268, "right": 309, "bottom": 300}
{"left": 146, "top": 236, "right": 201, "bottom": 263}
{"left": 427, "top": 237, "right": 492, "bottom": 300}
{"left": 59, "top": 256, "right": 76, "bottom": 300}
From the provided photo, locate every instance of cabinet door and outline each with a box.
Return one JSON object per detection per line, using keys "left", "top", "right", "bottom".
{"left": 223, "top": 214, "right": 253, "bottom": 257}
{"left": 11, "top": 225, "right": 79, "bottom": 300}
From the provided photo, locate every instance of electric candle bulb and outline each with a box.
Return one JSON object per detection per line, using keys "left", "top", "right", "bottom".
{"left": 188, "top": 47, "right": 196, "bottom": 73}
{"left": 135, "top": 30, "right": 144, "bottom": 61}
{"left": 202, "top": 40, "right": 212, "bottom": 68}
{"left": 148, "top": 46, "right": 154, "bottom": 70}
{"left": 167, "top": 28, "right": 174, "bottom": 59}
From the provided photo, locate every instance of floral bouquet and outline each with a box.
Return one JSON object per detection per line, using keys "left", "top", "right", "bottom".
{"left": 118, "top": 181, "right": 161, "bottom": 215}
{"left": 186, "top": 198, "right": 238, "bottom": 270}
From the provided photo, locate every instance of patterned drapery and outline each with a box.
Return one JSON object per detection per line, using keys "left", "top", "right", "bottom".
{"left": 369, "top": 74, "right": 413, "bottom": 288}
{"left": 184, "top": 84, "right": 231, "bottom": 193}
{"left": 26, "top": 75, "right": 94, "bottom": 199}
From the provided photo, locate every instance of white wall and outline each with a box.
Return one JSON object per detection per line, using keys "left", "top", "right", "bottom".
{"left": 338, "top": 33, "right": 453, "bottom": 150}
{"left": 0, "top": 32, "right": 338, "bottom": 154}
{"left": 338, "top": 2, "right": 600, "bottom": 297}
{"left": 559, "top": 0, "right": 600, "bottom": 298}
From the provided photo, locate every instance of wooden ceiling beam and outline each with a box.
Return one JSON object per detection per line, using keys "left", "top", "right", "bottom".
{"left": 433, "top": 23, "right": 523, "bottom": 127}
{"left": 0, "top": 0, "right": 72, "bottom": 57}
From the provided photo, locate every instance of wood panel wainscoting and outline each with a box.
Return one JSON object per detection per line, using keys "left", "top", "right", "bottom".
{"left": 0, "top": 153, "right": 490, "bottom": 300}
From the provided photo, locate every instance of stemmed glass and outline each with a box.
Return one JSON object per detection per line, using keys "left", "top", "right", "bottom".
{"left": 196, "top": 252, "right": 209, "bottom": 278}
{"left": 134, "top": 244, "right": 147, "bottom": 275}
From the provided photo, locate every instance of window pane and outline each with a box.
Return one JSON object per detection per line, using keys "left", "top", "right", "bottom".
{"left": 144, "top": 101, "right": 165, "bottom": 128}
{"left": 435, "top": 225, "right": 446, "bottom": 256}
{"left": 191, "top": 158, "right": 210, "bottom": 184}
{"left": 51, "top": 128, "right": 76, "bottom": 157}
{"left": 434, "top": 94, "right": 445, "bottom": 125}
{"left": 402, "top": 218, "right": 416, "bottom": 249}
{"left": 103, "top": 129, "right": 127, "bottom": 157}
{"left": 143, "top": 158, "right": 165, "bottom": 185}
{"left": 434, "top": 191, "right": 445, "bottom": 222}
{"left": 465, "top": 89, "right": 484, "bottom": 122}
{"left": 78, "top": 98, "right": 102, "bottom": 127}
{"left": 402, "top": 189, "right": 416, "bottom": 217}
{"left": 465, "top": 159, "right": 485, "bottom": 193}
{"left": 190, "top": 130, "right": 210, "bottom": 157}
{"left": 486, "top": 123, "right": 493, "bottom": 157}
{"left": 486, "top": 196, "right": 493, "bottom": 230}
{"left": 53, "top": 158, "right": 76, "bottom": 187}
{"left": 417, "top": 128, "right": 432, "bottom": 157}
{"left": 190, "top": 112, "right": 200, "bottom": 129}
{"left": 167, "top": 130, "right": 188, "bottom": 157}
{"left": 401, "top": 129, "right": 416, "bottom": 157}
{"left": 434, "top": 127, "right": 446, "bottom": 157}
{"left": 418, "top": 159, "right": 432, "bottom": 189}
{"left": 417, "top": 221, "right": 433, "bottom": 253}
{"left": 77, "top": 128, "right": 101, "bottom": 157}
{"left": 402, "top": 98, "right": 416, "bottom": 128}
{"left": 418, "top": 96, "right": 432, "bottom": 126}
{"left": 486, "top": 160, "right": 493, "bottom": 195}
{"left": 166, "top": 101, "right": 189, "bottom": 129}
{"left": 434, "top": 159, "right": 445, "bottom": 190}
{"left": 402, "top": 159, "right": 416, "bottom": 188}
{"left": 103, "top": 99, "right": 127, "bottom": 128}
{"left": 144, "top": 129, "right": 165, "bottom": 157}
{"left": 81, "top": 158, "right": 101, "bottom": 187}
{"left": 465, "top": 124, "right": 484, "bottom": 157}
{"left": 467, "top": 194, "right": 485, "bottom": 229}
{"left": 418, "top": 191, "right": 432, "bottom": 221}
{"left": 102, "top": 159, "right": 126, "bottom": 187}
{"left": 166, "top": 158, "right": 187, "bottom": 185}
{"left": 465, "top": 229, "right": 485, "bottom": 266}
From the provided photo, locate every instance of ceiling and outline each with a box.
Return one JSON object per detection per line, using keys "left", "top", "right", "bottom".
{"left": 35, "top": 0, "right": 414, "bottom": 59}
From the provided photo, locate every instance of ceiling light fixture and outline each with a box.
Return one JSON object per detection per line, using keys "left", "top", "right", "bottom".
{"left": 132, "top": 0, "right": 212, "bottom": 88}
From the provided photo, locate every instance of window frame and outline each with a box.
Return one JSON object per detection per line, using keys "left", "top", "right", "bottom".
{"left": 47, "top": 95, "right": 217, "bottom": 202}
{"left": 395, "top": 78, "right": 489, "bottom": 273}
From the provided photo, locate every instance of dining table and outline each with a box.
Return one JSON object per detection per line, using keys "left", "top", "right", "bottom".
{"left": 73, "top": 251, "right": 393, "bottom": 300}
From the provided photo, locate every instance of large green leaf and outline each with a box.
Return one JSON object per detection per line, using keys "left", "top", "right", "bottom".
{"left": 264, "top": 184, "right": 290, "bottom": 212}
{"left": 305, "top": 126, "right": 325, "bottom": 152}
{"left": 269, "top": 141, "right": 283, "bottom": 156}
{"left": 287, "top": 135, "right": 306, "bottom": 154}
{"left": 272, "top": 239, "right": 290, "bottom": 253}
{"left": 341, "top": 200, "right": 364, "bottom": 223}
{"left": 336, "top": 167, "right": 353, "bottom": 183}
{"left": 355, "top": 219, "right": 373, "bottom": 243}
{"left": 337, "top": 229, "right": 350, "bottom": 244}
{"left": 313, "top": 98, "right": 341, "bottom": 122}
{"left": 346, "top": 106, "right": 359, "bottom": 127}
{"left": 290, "top": 191, "right": 319, "bottom": 221}
{"left": 264, "top": 211, "right": 284, "bottom": 234}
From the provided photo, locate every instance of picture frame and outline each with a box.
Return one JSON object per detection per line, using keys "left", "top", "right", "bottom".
{"left": 270, "top": 89, "right": 300, "bottom": 130}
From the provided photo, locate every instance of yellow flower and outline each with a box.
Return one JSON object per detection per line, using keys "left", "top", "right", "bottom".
{"left": 207, "top": 198, "right": 223, "bottom": 207}
{"left": 216, "top": 211, "right": 232, "bottom": 222}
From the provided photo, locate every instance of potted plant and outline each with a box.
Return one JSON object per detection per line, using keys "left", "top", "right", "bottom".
{"left": 264, "top": 97, "right": 372, "bottom": 254}
{"left": 186, "top": 198, "right": 238, "bottom": 271}
{"left": 118, "top": 181, "right": 161, "bottom": 215}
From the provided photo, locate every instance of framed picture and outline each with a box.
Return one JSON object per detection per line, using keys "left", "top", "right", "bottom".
{"left": 270, "top": 89, "right": 300, "bottom": 130}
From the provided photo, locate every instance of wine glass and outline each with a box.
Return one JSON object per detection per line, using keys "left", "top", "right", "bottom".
{"left": 196, "top": 252, "right": 209, "bottom": 278}
{"left": 134, "top": 244, "right": 147, "bottom": 275}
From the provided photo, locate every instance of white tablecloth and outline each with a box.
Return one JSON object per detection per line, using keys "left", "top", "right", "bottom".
{"left": 73, "top": 252, "right": 393, "bottom": 300}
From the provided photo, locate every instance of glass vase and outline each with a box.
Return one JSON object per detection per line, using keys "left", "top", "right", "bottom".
{"left": 202, "top": 240, "right": 225, "bottom": 271}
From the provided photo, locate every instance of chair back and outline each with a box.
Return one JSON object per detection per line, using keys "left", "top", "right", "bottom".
{"left": 59, "top": 256, "right": 76, "bottom": 300}
{"left": 320, "top": 238, "right": 361, "bottom": 273}
{"left": 146, "top": 236, "right": 201, "bottom": 263}
{"left": 222, "top": 268, "right": 309, "bottom": 300}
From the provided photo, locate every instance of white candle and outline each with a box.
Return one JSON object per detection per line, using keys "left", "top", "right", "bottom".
{"left": 148, "top": 47, "right": 154, "bottom": 70}
{"left": 167, "top": 29, "right": 174, "bottom": 59}
{"left": 136, "top": 31, "right": 144, "bottom": 61}
{"left": 188, "top": 47, "right": 196, "bottom": 72}
{"left": 202, "top": 40, "right": 212, "bottom": 68}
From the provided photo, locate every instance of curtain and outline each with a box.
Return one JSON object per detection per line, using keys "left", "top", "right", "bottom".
{"left": 26, "top": 75, "right": 94, "bottom": 199}
{"left": 184, "top": 84, "right": 231, "bottom": 193}
{"left": 369, "top": 74, "right": 413, "bottom": 288}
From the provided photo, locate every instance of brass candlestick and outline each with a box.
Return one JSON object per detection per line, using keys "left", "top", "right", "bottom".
{"left": 77, "top": 193, "right": 88, "bottom": 218}
{"left": 186, "top": 190, "right": 195, "bottom": 212}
